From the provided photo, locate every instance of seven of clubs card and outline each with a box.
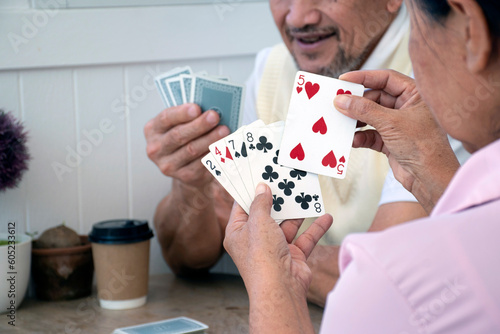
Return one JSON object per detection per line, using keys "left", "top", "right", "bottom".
{"left": 278, "top": 71, "right": 365, "bottom": 179}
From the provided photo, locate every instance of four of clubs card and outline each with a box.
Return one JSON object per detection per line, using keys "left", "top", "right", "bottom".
{"left": 278, "top": 71, "right": 365, "bottom": 179}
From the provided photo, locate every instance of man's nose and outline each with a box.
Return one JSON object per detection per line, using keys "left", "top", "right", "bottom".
{"left": 286, "top": 0, "right": 322, "bottom": 29}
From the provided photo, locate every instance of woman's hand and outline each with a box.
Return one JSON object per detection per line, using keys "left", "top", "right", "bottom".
{"left": 334, "top": 70, "right": 460, "bottom": 212}
{"left": 224, "top": 183, "right": 333, "bottom": 334}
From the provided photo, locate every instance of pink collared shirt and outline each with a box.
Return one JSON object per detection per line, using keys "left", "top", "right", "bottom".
{"left": 320, "top": 139, "right": 500, "bottom": 333}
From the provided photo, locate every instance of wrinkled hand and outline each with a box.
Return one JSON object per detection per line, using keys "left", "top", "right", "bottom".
{"left": 334, "top": 70, "right": 459, "bottom": 210}
{"left": 144, "top": 104, "right": 230, "bottom": 187}
{"left": 224, "top": 183, "right": 333, "bottom": 297}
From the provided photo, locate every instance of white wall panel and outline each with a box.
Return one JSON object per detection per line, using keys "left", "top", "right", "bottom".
{"left": 0, "top": 3, "right": 280, "bottom": 70}
{"left": 74, "top": 66, "right": 129, "bottom": 233}
{"left": 20, "top": 69, "right": 79, "bottom": 235}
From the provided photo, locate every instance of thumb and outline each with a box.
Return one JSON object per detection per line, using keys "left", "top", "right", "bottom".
{"left": 334, "top": 94, "right": 388, "bottom": 130}
{"left": 249, "top": 183, "right": 274, "bottom": 225}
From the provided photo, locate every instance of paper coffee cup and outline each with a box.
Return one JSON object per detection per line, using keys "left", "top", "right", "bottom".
{"left": 89, "top": 220, "right": 153, "bottom": 310}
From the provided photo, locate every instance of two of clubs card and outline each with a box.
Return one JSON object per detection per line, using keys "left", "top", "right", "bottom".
{"left": 279, "top": 71, "right": 365, "bottom": 179}
{"left": 202, "top": 120, "right": 326, "bottom": 221}
{"left": 155, "top": 66, "right": 244, "bottom": 133}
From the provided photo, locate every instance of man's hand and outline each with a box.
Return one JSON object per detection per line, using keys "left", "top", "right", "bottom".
{"left": 145, "top": 104, "right": 233, "bottom": 275}
{"left": 144, "top": 103, "right": 230, "bottom": 188}
{"left": 334, "top": 70, "right": 460, "bottom": 212}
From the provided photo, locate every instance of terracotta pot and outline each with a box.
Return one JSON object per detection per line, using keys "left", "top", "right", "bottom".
{"left": 31, "top": 235, "right": 94, "bottom": 301}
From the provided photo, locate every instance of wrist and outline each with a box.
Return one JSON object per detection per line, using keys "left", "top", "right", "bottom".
{"left": 411, "top": 156, "right": 459, "bottom": 213}
{"left": 247, "top": 279, "right": 313, "bottom": 334}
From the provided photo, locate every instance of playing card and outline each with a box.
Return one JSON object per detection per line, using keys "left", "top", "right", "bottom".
{"left": 166, "top": 77, "right": 184, "bottom": 106}
{"left": 278, "top": 71, "right": 365, "bottom": 179}
{"left": 155, "top": 66, "right": 193, "bottom": 107}
{"left": 190, "top": 75, "right": 244, "bottom": 133}
{"left": 209, "top": 137, "right": 252, "bottom": 209}
{"left": 179, "top": 74, "right": 192, "bottom": 104}
{"left": 244, "top": 122, "right": 325, "bottom": 220}
{"left": 201, "top": 152, "right": 249, "bottom": 213}
{"left": 112, "top": 316, "right": 208, "bottom": 334}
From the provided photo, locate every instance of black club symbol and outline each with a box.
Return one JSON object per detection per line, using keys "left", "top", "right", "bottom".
{"left": 249, "top": 144, "right": 256, "bottom": 150}
{"left": 313, "top": 194, "right": 319, "bottom": 201}
{"left": 295, "top": 192, "right": 313, "bottom": 210}
{"left": 278, "top": 179, "right": 295, "bottom": 196}
{"left": 273, "top": 195, "right": 284, "bottom": 212}
{"left": 262, "top": 165, "right": 279, "bottom": 183}
{"left": 256, "top": 136, "right": 273, "bottom": 153}
{"left": 273, "top": 150, "right": 280, "bottom": 165}
{"left": 290, "top": 169, "right": 307, "bottom": 181}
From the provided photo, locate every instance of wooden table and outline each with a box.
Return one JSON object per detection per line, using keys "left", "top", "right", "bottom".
{"left": 2, "top": 274, "right": 324, "bottom": 333}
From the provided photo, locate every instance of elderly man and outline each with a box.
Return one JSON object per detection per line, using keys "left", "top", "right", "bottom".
{"left": 144, "top": 0, "right": 467, "bottom": 306}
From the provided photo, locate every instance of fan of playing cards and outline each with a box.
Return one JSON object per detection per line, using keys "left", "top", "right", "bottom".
{"left": 155, "top": 68, "right": 365, "bottom": 221}
{"left": 155, "top": 66, "right": 244, "bottom": 133}
{"left": 203, "top": 71, "right": 365, "bottom": 221}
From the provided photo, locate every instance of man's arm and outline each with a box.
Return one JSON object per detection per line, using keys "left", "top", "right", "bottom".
{"left": 154, "top": 179, "right": 233, "bottom": 275}
{"left": 306, "top": 201, "right": 427, "bottom": 307}
{"left": 145, "top": 104, "right": 232, "bottom": 275}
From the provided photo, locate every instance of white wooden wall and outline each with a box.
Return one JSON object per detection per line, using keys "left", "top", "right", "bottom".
{"left": 0, "top": 1, "right": 280, "bottom": 274}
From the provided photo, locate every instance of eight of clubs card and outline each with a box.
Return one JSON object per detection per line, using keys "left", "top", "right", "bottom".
{"left": 243, "top": 122, "right": 325, "bottom": 220}
{"left": 278, "top": 71, "right": 365, "bottom": 179}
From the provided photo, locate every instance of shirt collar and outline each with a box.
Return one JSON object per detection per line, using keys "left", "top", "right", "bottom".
{"left": 432, "top": 139, "right": 500, "bottom": 216}
{"left": 360, "top": 4, "right": 410, "bottom": 71}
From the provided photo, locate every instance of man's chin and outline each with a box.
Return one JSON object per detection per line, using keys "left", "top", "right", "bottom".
{"left": 294, "top": 58, "right": 333, "bottom": 76}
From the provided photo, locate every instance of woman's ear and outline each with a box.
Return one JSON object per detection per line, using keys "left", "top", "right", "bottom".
{"left": 448, "top": 0, "right": 492, "bottom": 73}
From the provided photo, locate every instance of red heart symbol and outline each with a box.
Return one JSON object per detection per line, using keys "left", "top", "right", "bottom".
{"left": 296, "top": 86, "right": 303, "bottom": 94}
{"left": 339, "top": 156, "right": 345, "bottom": 163}
{"left": 305, "top": 82, "right": 320, "bottom": 99}
{"left": 322, "top": 151, "right": 337, "bottom": 168}
{"left": 337, "top": 89, "right": 352, "bottom": 95}
{"left": 290, "top": 143, "right": 305, "bottom": 161}
{"left": 312, "top": 117, "right": 327, "bottom": 135}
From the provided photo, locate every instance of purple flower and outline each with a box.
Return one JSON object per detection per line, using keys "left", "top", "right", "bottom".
{"left": 0, "top": 110, "right": 30, "bottom": 191}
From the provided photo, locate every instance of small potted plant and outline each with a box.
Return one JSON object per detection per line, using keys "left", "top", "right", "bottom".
{"left": 31, "top": 224, "right": 94, "bottom": 301}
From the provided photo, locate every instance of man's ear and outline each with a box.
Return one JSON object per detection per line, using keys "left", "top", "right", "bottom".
{"left": 448, "top": 0, "right": 492, "bottom": 73}
{"left": 386, "top": 0, "right": 403, "bottom": 14}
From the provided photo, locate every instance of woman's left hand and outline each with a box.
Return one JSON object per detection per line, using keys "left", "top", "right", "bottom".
{"left": 224, "top": 183, "right": 333, "bottom": 333}
{"left": 224, "top": 182, "right": 333, "bottom": 303}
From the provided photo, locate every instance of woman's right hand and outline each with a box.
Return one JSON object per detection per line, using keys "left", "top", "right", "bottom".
{"left": 334, "top": 70, "right": 459, "bottom": 212}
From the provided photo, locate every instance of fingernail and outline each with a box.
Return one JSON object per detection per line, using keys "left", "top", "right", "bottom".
{"left": 255, "top": 182, "right": 267, "bottom": 196}
{"left": 206, "top": 110, "right": 219, "bottom": 125}
{"left": 334, "top": 95, "right": 350, "bottom": 110}
{"left": 188, "top": 105, "right": 198, "bottom": 118}
{"left": 218, "top": 126, "right": 230, "bottom": 136}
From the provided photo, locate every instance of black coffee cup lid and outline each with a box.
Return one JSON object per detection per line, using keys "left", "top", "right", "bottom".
{"left": 88, "top": 219, "right": 153, "bottom": 244}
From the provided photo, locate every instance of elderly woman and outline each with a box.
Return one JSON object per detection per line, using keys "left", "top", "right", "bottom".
{"left": 223, "top": 0, "right": 500, "bottom": 333}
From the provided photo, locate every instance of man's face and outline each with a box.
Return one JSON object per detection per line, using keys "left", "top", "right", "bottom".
{"left": 270, "top": 0, "right": 399, "bottom": 77}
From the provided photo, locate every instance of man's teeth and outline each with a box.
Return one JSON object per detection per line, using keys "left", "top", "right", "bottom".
{"left": 301, "top": 36, "right": 321, "bottom": 43}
